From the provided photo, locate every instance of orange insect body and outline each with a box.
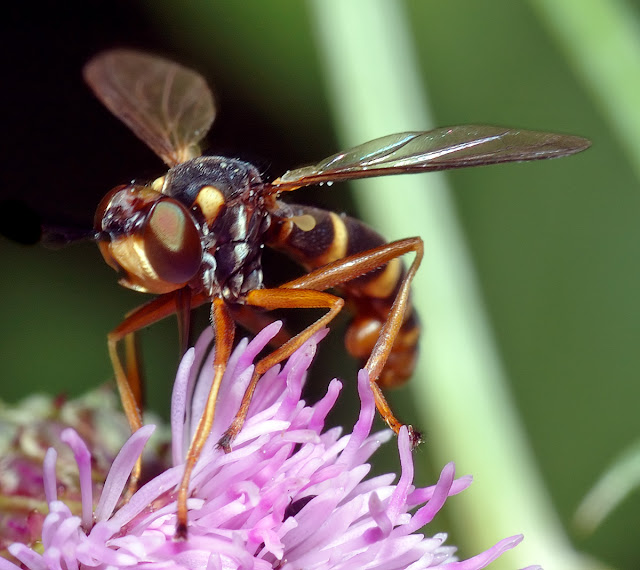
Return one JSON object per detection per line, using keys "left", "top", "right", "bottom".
{"left": 83, "top": 49, "right": 590, "bottom": 536}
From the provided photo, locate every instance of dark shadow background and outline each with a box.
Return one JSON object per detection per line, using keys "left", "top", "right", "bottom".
{"left": 0, "top": 1, "right": 352, "bottom": 407}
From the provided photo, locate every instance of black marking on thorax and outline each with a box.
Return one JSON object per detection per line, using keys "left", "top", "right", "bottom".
{"left": 164, "top": 156, "right": 271, "bottom": 302}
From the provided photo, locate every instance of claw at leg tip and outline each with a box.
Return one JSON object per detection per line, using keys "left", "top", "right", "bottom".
{"left": 174, "top": 521, "right": 188, "bottom": 541}
{"left": 217, "top": 433, "right": 233, "bottom": 453}
{"left": 408, "top": 425, "right": 423, "bottom": 449}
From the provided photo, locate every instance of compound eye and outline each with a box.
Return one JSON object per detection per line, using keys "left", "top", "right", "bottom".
{"left": 143, "top": 200, "right": 202, "bottom": 284}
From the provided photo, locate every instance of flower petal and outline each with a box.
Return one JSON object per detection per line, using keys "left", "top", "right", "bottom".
{"left": 94, "top": 424, "right": 155, "bottom": 522}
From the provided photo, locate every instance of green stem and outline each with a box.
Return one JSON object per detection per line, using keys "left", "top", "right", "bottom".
{"left": 532, "top": 0, "right": 640, "bottom": 179}
{"left": 307, "top": 1, "right": 599, "bottom": 568}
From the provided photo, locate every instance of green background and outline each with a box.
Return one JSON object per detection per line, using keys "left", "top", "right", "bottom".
{"left": 1, "top": 2, "right": 639, "bottom": 568}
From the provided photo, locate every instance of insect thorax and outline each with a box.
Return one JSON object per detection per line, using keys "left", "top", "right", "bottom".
{"left": 163, "top": 156, "right": 271, "bottom": 303}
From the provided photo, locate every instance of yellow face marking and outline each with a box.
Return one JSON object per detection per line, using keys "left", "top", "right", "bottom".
{"left": 108, "top": 236, "right": 173, "bottom": 293}
{"left": 315, "top": 212, "right": 348, "bottom": 265}
{"left": 360, "top": 257, "right": 402, "bottom": 299}
{"left": 196, "top": 185, "right": 225, "bottom": 224}
{"left": 151, "top": 176, "right": 166, "bottom": 192}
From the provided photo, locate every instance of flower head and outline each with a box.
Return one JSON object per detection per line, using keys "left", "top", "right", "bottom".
{"left": 2, "top": 322, "right": 531, "bottom": 569}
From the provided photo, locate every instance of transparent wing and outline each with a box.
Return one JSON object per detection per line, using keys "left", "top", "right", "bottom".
{"left": 271, "top": 125, "right": 590, "bottom": 190}
{"left": 84, "top": 49, "right": 215, "bottom": 167}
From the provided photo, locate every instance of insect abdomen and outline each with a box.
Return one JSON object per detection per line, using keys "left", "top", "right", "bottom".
{"left": 267, "top": 203, "right": 419, "bottom": 388}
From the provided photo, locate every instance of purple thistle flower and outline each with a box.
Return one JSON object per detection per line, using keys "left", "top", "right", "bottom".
{"left": 2, "top": 323, "right": 534, "bottom": 569}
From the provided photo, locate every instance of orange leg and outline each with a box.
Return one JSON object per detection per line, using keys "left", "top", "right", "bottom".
{"left": 123, "top": 332, "right": 143, "bottom": 408}
{"left": 228, "top": 304, "right": 293, "bottom": 348}
{"left": 107, "top": 287, "right": 207, "bottom": 490}
{"left": 217, "top": 288, "right": 344, "bottom": 451}
{"left": 283, "top": 237, "right": 423, "bottom": 445}
{"left": 219, "top": 237, "right": 423, "bottom": 450}
{"left": 175, "top": 286, "right": 193, "bottom": 355}
{"left": 175, "top": 297, "right": 235, "bottom": 539}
